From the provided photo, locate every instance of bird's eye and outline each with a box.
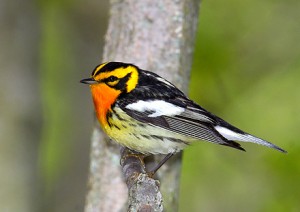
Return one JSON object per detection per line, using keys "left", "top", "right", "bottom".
{"left": 106, "top": 76, "right": 118, "bottom": 82}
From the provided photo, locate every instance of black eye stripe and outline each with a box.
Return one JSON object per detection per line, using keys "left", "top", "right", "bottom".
{"left": 113, "top": 73, "right": 132, "bottom": 90}
{"left": 106, "top": 76, "right": 119, "bottom": 82}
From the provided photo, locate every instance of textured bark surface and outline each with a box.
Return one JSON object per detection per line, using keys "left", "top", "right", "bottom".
{"left": 85, "top": 0, "right": 200, "bottom": 211}
{"left": 120, "top": 148, "right": 163, "bottom": 211}
{"left": 85, "top": 123, "right": 127, "bottom": 212}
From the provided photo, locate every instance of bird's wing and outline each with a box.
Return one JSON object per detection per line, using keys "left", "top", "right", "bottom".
{"left": 118, "top": 97, "right": 245, "bottom": 151}
{"left": 118, "top": 70, "right": 286, "bottom": 153}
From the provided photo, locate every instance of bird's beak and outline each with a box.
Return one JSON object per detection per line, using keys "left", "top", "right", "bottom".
{"left": 80, "top": 77, "right": 98, "bottom": 84}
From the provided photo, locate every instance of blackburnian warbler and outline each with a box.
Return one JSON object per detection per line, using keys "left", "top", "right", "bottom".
{"left": 81, "top": 62, "right": 286, "bottom": 173}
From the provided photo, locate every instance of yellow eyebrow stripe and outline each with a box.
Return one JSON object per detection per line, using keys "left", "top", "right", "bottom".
{"left": 126, "top": 66, "right": 138, "bottom": 92}
{"left": 94, "top": 65, "right": 139, "bottom": 93}
{"left": 92, "top": 62, "right": 108, "bottom": 77}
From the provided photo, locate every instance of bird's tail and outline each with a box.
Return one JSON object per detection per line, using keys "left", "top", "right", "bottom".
{"left": 215, "top": 126, "right": 287, "bottom": 153}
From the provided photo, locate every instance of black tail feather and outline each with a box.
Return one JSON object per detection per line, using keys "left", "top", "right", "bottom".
{"left": 221, "top": 140, "right": 246, "bottom": 152}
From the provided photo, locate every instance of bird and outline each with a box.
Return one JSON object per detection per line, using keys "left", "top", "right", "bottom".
{"left": 81, "top": 62, "right": 286, "bottom": 174}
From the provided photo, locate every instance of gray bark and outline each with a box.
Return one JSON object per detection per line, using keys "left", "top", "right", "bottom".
{"left": 120, "top": 148, "right": 163, "bottom": 212}
{"left": 85, "top": 124, "right": 127, "bottom": 212}
{"left": 85, "top": 0, "right": 200, "bottom": 211}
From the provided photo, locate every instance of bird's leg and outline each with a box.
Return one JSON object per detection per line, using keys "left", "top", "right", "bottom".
{"left": 147, "top": 153, "right": 174, "bottom": 177}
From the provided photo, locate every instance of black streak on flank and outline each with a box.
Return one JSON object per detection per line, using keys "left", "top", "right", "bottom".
{"left": 151, "top": 135, "right": 164, "bottom": 141}
{"left": 141, "top": 134, "right": 150, "bottom": 139}
{"left": 168, "top": 137, "right": 188, "bottom": 145}
{"left": 133, "top": 134, "right": 140, "bottom": 139}
{"left": 113, "top": 110, "right": 126, "bottom": 121}
{"left": 149, "top": 135, "right": 188, "bottom": 145}
{"left": 112, "top": 124, "right": 121, "bottom": 130}
{"left": 106, "top": 111, "right": 113, "bottom": 127}
{"left": 137, "top": 123, "right": 145, "bottom": 127}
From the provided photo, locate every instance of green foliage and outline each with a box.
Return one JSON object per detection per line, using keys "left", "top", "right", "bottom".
{"left": 38, "top": 3, "right": 77, "bottom": 192}
{"left": 37, "top": 0, "right": 108, "bottom": 210}
{"left": 180, "top": 0, "right": 300, "bottom": 211}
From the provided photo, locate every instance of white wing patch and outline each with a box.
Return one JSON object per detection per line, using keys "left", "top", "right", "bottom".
{"left": 215, "top": 126, "right": 243, "bottom": 141}
{"left": 156, "top": 77, "right": 175, "bottom": 87}
{"left": 125, "top": 100, "right": 185, "bottom": 117}
{"left": 215, "top": 126, "right": 265, "bottom": 143}
{"left": 215, "top": 126, "right": 277, "bottom": 148}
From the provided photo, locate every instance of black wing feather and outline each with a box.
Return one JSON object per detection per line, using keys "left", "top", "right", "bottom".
{"left": 118, "top": 70, "right": 245, "bottom": 151}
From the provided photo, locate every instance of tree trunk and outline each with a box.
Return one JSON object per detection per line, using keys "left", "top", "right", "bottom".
{"left": 85, "top": 0, "right": 200, "bottom": 211}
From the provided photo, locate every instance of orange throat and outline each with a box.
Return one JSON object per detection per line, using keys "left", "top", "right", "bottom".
{"left": 90, "top": 84, "right": 121, "bottom": 128}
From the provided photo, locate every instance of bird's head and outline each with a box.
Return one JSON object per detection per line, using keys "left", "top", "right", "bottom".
{"left": 80, "top": 62, "right": 139, "bottom": 94}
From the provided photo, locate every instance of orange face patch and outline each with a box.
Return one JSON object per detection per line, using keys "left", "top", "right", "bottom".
{"left": 90, "top": 83, "right": 121, "bottom": 128}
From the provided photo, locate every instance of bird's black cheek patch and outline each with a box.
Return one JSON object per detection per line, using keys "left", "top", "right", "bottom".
{"left": 114, "top": 73, "right": 132, "bottom": 92}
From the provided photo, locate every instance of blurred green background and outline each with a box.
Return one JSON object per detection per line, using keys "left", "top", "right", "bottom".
{"left": 0, "top": 0, "right": 299, "bottom": 211}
